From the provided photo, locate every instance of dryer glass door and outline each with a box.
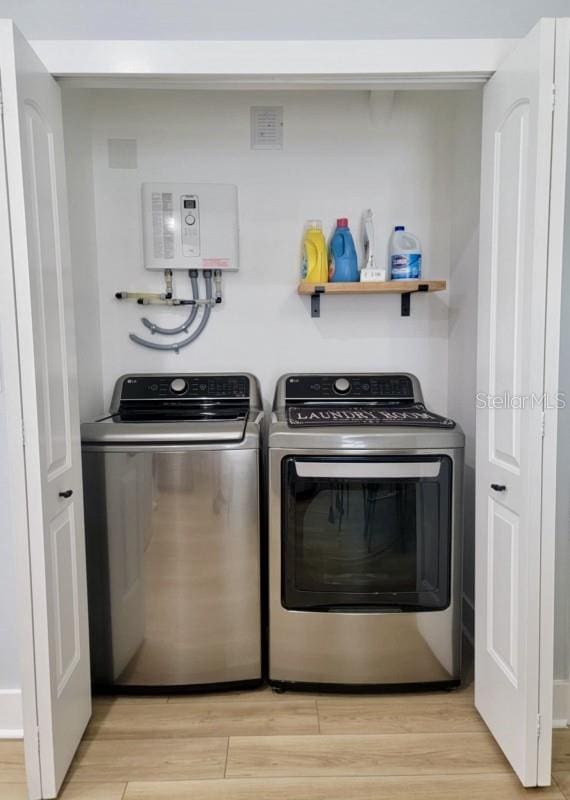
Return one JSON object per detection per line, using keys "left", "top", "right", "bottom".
{"left": 282, "top": 455, "right": 452, "bottom": 611}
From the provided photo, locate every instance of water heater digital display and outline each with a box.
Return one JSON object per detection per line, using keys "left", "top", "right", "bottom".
{"left": 142, "top": 182, "right": 239, "bottom": 271}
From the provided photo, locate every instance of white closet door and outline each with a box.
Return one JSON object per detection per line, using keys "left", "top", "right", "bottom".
{"left": 0, "top": 20, "right": 91, "bottom": 798}
{"left": 475, "top": 18, "right": 557, "bottom": 786}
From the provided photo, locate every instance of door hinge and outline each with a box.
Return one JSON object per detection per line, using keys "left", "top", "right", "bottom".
{"left": 0, "top": 89, "right": 3, "bottom": 116}
{"left": 537, "top": 713, "right": 541, "bottom": 739}
{"left": 21, "top": 419, "right": 25, "bottom": 448}
{"left": 552, "top": 84, "right": 556, "bottom": 111}
{"left": 541, "top": 411, "right": 545, "bottom": 439}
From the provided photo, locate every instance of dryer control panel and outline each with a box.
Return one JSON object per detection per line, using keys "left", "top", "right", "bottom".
{"left": 285, "top": 374, "right": 416, "bottom": 403}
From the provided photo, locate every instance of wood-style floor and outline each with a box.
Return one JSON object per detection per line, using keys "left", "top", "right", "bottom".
{"left": 2, "top": 683, "right": 570, "bottom": 799}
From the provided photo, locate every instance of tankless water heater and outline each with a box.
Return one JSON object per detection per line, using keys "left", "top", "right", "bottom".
{"left": 142, "top": 182, "right": 239, "bottom": 271}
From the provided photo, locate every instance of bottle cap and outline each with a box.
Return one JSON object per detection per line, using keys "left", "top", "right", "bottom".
{"left": 337, "top": 218, "right": 348, "bottom": 228}
{"left": 307, "top": 219, "right": 322, "bottom": 230}
{"left": 395, "top": 225, "right": 405, "bottom": 231}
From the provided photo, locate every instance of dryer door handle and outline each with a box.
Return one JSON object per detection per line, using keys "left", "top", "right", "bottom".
{"left": 294, "top": 461, "right": 441, "bottom": 480}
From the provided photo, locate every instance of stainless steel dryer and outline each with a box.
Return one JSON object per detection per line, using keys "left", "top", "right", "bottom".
{"left": 81, "top": 373, "right": 262, "bottom": 691}
{"left": 268, "top": 373, "right": 464, "bottom": 690}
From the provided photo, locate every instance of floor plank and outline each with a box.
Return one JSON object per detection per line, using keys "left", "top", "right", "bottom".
{"left": 123, "top": 773, "right": 563, "bottom": 800}
{"left": 226, "top": 732, "right": 510, "bottom": 778}
{"left": 554, "top": 771, "right": 570, "bottom": 798}
{"left": 317, "top": 695, "right": 486, "bottom": 734}
{"left": 166, "top": 687, "right": 326, "bottom": 704}
{"left": 66, "top": 737, "right": 228, "bottom": 782}
{"left": 553, "top": 731, "right": 570, "bottom": 771}
{"left": 0, "top": 784, "right": 126, "bottom": 800}
{"left": 86, "top": 698, "right": 318, "bottom": 739}
{"left": 93, "top": 694, "right": 169, "bottom": 707}
{"left": 0, "top": 743, "right": 25, "bottom": 783}
{"left": 0, "top": 788, "right": 26, "bottom": 800}
{"left": 317, "top": 684, "right": 474, "bottom": 704}
{"left": 166, "top": 683, "right": 474, "bottom": 704}
{"left": 60, "top": 784, "right": 126, "bottom": 799}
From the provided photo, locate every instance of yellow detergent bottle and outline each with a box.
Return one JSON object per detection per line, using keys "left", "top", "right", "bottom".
{"left": 301, "top": 220, "right": 328, "bottom": 283}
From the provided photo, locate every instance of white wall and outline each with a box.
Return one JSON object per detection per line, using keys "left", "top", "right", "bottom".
{"left": 63, "top": 92, "right": 105, "bottom": 420}
{"left": 62, "top": 88, "right": 477, "bottom": 416}
{"left": 447, "top": 91, "right": 483, "bottom": 642}
{"left": 1, "top": 0, "right": 569, "bottom": 41}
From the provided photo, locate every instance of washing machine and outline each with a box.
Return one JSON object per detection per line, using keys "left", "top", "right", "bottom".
{"left": 81, "top": 372, "right": 263, "bottom": 691}
{"left": 267, "top": 373, "right": 464, "bottom": 690}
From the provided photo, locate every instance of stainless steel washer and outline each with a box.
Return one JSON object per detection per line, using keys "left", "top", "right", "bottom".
{"left": 268, "top": 373, "right": 464, "bottom": 690}
{"left": 81, "top": 373, "right": 262, "bottom": 691}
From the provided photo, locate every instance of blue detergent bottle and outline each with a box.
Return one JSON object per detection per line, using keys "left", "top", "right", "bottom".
{"left": 329, "top": 218, "right": 359, "bottom": 282}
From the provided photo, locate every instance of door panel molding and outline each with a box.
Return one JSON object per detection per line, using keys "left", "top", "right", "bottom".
{"left": 23, "top": 100, "right": 71, "bottom": 481}
{"left": 50, "top": 505, "right": 80, "bottom": 697}
{"left": 486, "top": 498, "right": 519, "bottom": 687}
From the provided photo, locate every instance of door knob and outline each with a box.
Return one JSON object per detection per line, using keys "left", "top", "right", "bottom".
{"left": 58, "top": 490, "right": 73, "bottom": 499}
{"left": 490, "top": 483, "right": 506, "bottom": 492}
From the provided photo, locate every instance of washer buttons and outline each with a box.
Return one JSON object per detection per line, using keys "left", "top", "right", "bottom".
{"left": 334, "top": 378, "right": 351, "bottom": 394}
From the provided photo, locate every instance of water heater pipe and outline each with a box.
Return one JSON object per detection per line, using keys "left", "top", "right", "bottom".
{"left": 141, "top": 271, "right": 200, "bottom": 335}
{"left": 129, "top": 272, "right": 213, "bottom": 352}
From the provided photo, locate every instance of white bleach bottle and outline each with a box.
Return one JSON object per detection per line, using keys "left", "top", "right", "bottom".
{"left": 389, "top": 226, "right": 422, "bottom": 280}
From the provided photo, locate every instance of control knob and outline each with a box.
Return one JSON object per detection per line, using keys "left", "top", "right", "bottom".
{"left": 333, "top": 377, "right": 351, "bottom": 395}
{"left": 170, "top": 378, "right": 188, "bottom": 395}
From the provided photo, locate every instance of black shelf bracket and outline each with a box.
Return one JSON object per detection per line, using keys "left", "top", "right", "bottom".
{"left": 308, "top": 282, "right": 431, "bottom": 318}
{"left": 401, "top": 283, "right": 429, "bottom": 317}
{"left": 311, "top": 285, "right": 326, "bottom": 318}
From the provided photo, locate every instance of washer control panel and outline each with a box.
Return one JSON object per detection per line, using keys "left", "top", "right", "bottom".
{"left": 285, "top": 374, "right": 415, "bottom": 402}
{"left": 121, "top": 375, "right": 250, "bottom": 400}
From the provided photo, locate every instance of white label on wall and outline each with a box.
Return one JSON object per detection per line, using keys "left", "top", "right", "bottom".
{"left": 251, "top": 106, "right": 283, "bottom": 150}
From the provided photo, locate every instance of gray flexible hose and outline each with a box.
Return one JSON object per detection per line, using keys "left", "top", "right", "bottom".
{"left": 129, "top": 272, "right": 213, "bottom": 352}
{"left": 141, "top": 271, "right": 199, "bottom": 335}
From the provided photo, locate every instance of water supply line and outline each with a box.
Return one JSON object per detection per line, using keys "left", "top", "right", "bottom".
{"left": 129, "top": 271, "right": 214, "bottom": 353}
{"left": 137, "top": 298, "right": 195, "bottom": 306}
{"left": 164, "top": 268, "right": 173, "bottom": 299}
{"left": 141, "top": 270, "right": 200, "bottom": 334}
{"left": 214, "top": 269, "right": 223, "bottom": 303}
{"left": 115, "top": 291, "right": 168, "bottom": 301}
{"left": 115, "top": 269, "right": 174, "bottom": 304}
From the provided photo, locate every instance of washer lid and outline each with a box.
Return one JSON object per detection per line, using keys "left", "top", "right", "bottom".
{"left": 81, "top": 416, "right": 251, "bottom": 445}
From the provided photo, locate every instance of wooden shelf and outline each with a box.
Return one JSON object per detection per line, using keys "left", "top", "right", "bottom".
{"left": 298, "top": 279, "right": 447, "bottom": 317}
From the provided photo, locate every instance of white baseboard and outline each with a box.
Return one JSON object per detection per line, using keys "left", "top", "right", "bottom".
{"left": 0, "top": 689, "right": 23, "bottom": 738}
{"left": 553, "top": 680, "right": 570, "bottom": 729}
